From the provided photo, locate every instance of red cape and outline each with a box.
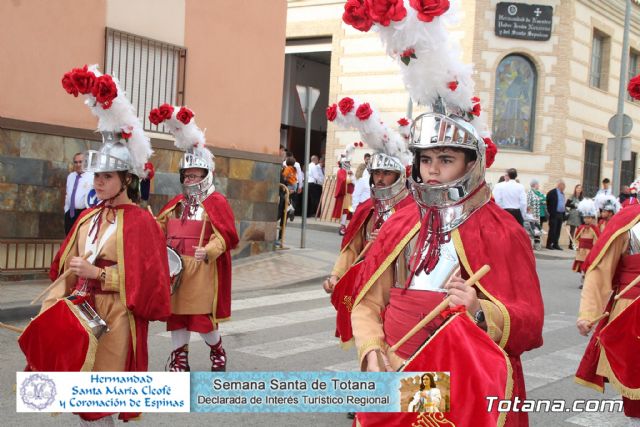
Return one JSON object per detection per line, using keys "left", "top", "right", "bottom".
{"left": 575, "top": 204, "right": 640, "bottom": 395}
{"left": 48, "top": 203, "right": 171, "bottom": 406}
{"left": 333, "top": 194, "right": 414, "bottom": 345}
{"left": 158, "top": 192, "right": 239, "bottom": 320}
{"left": 575, "top": 224, "right": 600, "bottom": 240}
{"left": 341, "top": 198, "right": 374, "bottom": 249}
{"left": 353, "top": 200, "right": 544, "bottom": 426}
{"left": 582, "top": 204, "right": 640, "bottom": 273}
{"left": 341, "top": 194, "right": 415, "bottom": 249}
{"left": 50, "top": 204, "right": 171, "bottom": 323}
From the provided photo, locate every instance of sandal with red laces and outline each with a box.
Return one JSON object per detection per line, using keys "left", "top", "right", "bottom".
{"left": 208, "top": 339, "right": 227, "bottom": 372}
{"left": 166, "top": 344, "right": 190, "bottom": 372}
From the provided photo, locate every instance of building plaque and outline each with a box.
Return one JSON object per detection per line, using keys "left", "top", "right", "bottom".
{"left": 495, "top": 3, "right": 553, "bottom": 41}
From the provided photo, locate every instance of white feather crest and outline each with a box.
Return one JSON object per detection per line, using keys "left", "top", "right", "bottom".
{"left": 577, "top": 198, "right": 598, "bottom": 217}
{"left": 83, "top": 64, "right": 152, "bottom": 178}
{"left": 331, "top": 97, "right": 412, "bottom": 167}
{"left": 162, "top": 106, "right": 215, "bottom": 169}
{"left": 344, "top": 0, "right": 487, "bottom": 126}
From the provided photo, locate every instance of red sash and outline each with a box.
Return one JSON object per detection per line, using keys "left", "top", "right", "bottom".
{"left": 382, "top": 289, "right": 446, "bottom": 359}
{"left": 578, "top": 238, "right": 594, "bottom": 250}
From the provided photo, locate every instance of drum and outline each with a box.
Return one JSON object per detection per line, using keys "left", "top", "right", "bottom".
{"left": 18, "top": 296, "right": 108, "bottom": 372}
{"left": 167, "top": 247, "right": 183, "bottom": 295}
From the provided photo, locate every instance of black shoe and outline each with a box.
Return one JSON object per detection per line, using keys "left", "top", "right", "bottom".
{"left": 578, "top": 285, "right": 583, "bottom": 289}
{"left": 545, "top": 246, "right": 553, "bottom": 250}
{"left": 347, "top": 412, "right": 355, "bottom": 419}
{"left": 552, "top": 246, "right": 563, "bottom": 250}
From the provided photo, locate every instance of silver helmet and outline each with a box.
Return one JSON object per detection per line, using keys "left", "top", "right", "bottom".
{"left": 179, "top": 147, "right": 215, "bottom": 204}
{"left": 84, "top": 131, "right": 132, "bottom": 174}
{"left": 408, "top": 112, "right": 490, "bottom": 232}
{"left": 368, "top": 152, "right": 408, "bottom": 216}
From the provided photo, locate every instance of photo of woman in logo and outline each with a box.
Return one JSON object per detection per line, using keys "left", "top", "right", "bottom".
{"left": 406, "top": 373, "right": 445, "bottom": 413}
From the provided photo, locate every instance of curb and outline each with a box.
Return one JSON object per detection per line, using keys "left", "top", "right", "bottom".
{"left": 287, "top": 221, "right": 340, "bottom": 234}
{"left": 0, "top": 302, "right": 39, "bottom": 323}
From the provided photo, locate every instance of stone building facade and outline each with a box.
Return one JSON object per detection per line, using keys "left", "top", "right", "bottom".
{"left": 287, "top": 0, "right": 640, "bottom": 195}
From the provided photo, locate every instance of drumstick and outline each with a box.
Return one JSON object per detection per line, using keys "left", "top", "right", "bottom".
{"left": 31, "top": 251, "right": 93, "bottom": 305}
{"left": 565, "top": 225, "right": 577, "bottom": 250}
{"left": 589, "top": 311, "right": 610, "bottom": 326}
{"left": 389, "top": 265, "right": 491, "bottom": 353}
{"left": 353, "top": 241, "right": 374, "bottom": 266}
{"left": 0, "top": 322, "right": 24, "bottom": 334}
{"left": 198, "top": 213, "right": 208, "bottom": 248}
{"left": 147, "top": 206, "right": 155, "bottom": 218}
{"left": 614, "top": 273, "right": 640, "bottom": 300}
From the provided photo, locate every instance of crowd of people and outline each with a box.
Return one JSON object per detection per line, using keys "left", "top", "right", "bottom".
{"left": 491, "top": 172, "right": 640, "bottom": 252}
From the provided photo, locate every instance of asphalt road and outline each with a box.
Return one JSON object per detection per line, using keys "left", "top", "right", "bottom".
{"left": 0, "top": 226, "right": 628, "bottom": 426}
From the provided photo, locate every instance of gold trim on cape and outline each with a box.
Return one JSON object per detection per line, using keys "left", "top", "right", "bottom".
{"left": 63, "top": 298, "right": 98, "bottom": 372}
{"left": 586, "top": 213, "right": 640, "bottom": 273}
{"left": 116, "top": 209, "right": 137, "bottom": 364}
{"left": 352, "top": 220, "right": 421, "bottom": 308}
{"left": 574, "top": 376, "right": 605, "bottom": 393}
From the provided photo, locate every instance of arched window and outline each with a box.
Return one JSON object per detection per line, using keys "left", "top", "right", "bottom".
{"left": 492, "top": 55, "right": 537, "bottom": 151}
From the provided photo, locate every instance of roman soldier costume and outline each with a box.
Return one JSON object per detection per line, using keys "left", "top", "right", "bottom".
{"left": 19, "top": 64, "right": 171, "bottom": 425}
{"left": 572, "top": 199, "right": 600, "bottom": 273}
{"left": 576, "top": 203, "right": 640, "bottom": 421}
{"left": 152, "top": 104, "right": 239, "bottom": 372}
{"left": 325, "top": 100, "right": 414, "bottom": 347}
{"left": 340, "top": 1, "right": 544, "bottom": 425}
{"left": 332, "top": 145, "right": 355, "bottom": 235}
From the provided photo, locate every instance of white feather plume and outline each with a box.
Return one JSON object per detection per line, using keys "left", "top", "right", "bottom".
{"left": 82, "top": 64, "right": 152, "bottom": 178}
{"left": 577, "top": 198, "right": 598, "bottom": 217}
{"left": 331, "top": 97, "right": 412, "bottom": 166}
{"left": 162, "top": 107, "right": 215, "bottom": 169}
{"left": 342, "top": 0, "right": 489, "bottom": 131}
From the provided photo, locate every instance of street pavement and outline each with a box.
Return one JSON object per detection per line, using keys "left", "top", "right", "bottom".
{"left": 0, "top": 223, "right": 628, "bottom": 426}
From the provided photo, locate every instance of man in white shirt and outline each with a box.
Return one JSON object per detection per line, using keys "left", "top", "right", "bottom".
{"left": 595, "top": 177, "right": 612, "bottom": 197}
{"left": 493, "top": 168, "right": 526, "bottom": 226}
{"left": 351, "top": 154, "right": 372, "bottom": 212}
{"left": 307, "top": 155, "right": 324, "bottom": 216}
{"left": 64, "top": 152, "right": 94, "bottom": 234}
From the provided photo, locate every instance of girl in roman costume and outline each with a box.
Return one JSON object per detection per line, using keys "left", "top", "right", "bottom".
{"left": 572, "top": 199, "right": 600, "bottom": 275}
{"left": 151, "top": 105, "right": 239, "bottom": 372}
{"left": 24, "top": 64, "right": 171, "bottom": 426}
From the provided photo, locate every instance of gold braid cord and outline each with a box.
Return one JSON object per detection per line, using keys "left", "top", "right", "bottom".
{"left": 412, "top": 413, "right": 456, "bottom": 427}
{"left": 342, "top": 295, "right": 353, "bottom": 312}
